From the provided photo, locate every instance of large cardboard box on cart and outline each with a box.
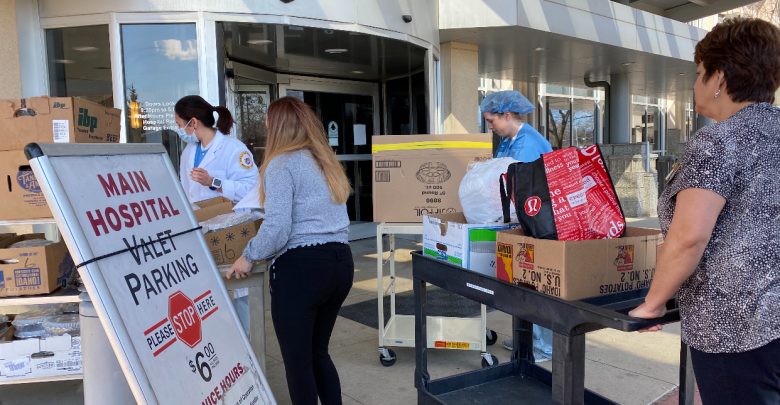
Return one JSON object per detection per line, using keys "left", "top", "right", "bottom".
{"left": 495, "top": 227, "right": 662, "bottom": 300}
{"left": 0, "top": 96, "right": 121, "bottom": 151}
{"left": 0, "top": 234, "right": 75, "bottom": 297}
{"left": 423, "top": 212, "right": 519, "bottom": 278}
{"left": 194, "top": 197, "right": 262, "bottom": 265}
{"left": 0, "top": 150, "right": 52, "bottom": 220}
{"left": 372, "top": 134, "right": 493, "bottom": 223}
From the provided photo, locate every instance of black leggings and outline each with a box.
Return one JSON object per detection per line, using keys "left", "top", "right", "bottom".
{"left": 270, "top": 242, "right": 354, "bottom": 405}
{"left": 690, "top": 337, "right": 780, "bottom": 405}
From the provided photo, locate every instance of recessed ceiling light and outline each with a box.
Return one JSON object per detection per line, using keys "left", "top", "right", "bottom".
{"left": 325, "top": 48, "right": 348, "bottom": 54}
{"left": 678, "top": 72, "right": 686, "bottom": 76}
{"left": 533, "top": 47, "right": 545, "bottom": 52}
{"left": 72, "top": 46, "right": 98, "bottom": 52}
{"left": 351, "top": 70, "right": 364, "bottom": 74}
{"left": 247, "top": 39, "right": 273, "bottom": 45}
{"left": 54, "top": 59, "right": 75, "bottom": 64}
{"left": 530, "top": 75, "right": 539, "bottom": 78}
{"left": 621, "top": 62, "right": 634, "bottom": 66}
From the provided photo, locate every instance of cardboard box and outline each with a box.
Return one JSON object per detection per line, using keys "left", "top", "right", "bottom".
{"left": 0, "top": 234, "right": 75, "bottom": 297}
{"left": 0, "top": 96, "right": 121, "bottom": 151}
{"left": 423, "top": 212, "right": 519, "bottom": 278}
{"left": 372, "top": 134, "right": 493, "bottom": 223}
{"left": 0, "top": 150, "right": 51, "bottom": 220}
{"left": 0, "top": 334, "right": 81, "bottom": 382}
{"left": 203, "top": 219, "right": 262, "bottom": 266}
{"left": 193, "top": 196, "right": 233, "bottom": 222}
{"left": 194, "top": 197, "right": 262, "bottom": 266}
{"left": 495, "top": 227, "right": 661, "bottom": 300}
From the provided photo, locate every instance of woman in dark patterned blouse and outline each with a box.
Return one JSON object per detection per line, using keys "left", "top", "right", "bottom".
{"left": 630, "top": 17, "right": 780, "bottom": 404}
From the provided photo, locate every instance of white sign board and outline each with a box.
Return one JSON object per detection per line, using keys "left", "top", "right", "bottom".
{"left": 27, "top": 144, "right": 275, "bottom": 405}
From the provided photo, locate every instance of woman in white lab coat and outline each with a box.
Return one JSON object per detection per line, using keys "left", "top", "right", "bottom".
{"left": 174, "top": 95, "right": 259, "bottom": 204}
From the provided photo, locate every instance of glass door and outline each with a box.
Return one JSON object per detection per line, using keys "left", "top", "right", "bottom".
{"left": 280, "top": 78, "right": 379, "bottom": 221}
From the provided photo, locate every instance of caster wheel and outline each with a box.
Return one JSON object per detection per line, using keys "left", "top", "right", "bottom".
{"left": 379, "top": 348, "right": 396, "bottom": 367}
{"left": 486, "top": 329, "right": 498, "bottom": 346}
{"left": 481, "top": 353, "right": 498, "bottom": 368}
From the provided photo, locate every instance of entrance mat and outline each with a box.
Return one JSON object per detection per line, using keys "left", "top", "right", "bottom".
{"left": 339, "top": 287, "right": 489, "bottom": 329}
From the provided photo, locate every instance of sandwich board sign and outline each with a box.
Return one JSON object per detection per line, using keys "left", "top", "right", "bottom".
{"left": 25, "top": 143, "right": 275, "bottom": 405}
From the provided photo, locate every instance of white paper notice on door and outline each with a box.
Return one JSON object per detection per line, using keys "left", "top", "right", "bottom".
{"left": 353, "top": 124, "right": 366, "bottom": 146}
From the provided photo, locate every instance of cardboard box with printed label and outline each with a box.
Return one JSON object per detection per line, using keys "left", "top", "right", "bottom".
{"left": 0, "top": 96, "right": 121, "bottom": 151}
{"left": 423, "top": 212, "right": 519, "bottom": 278}
{"left": 495, "top": 227, "right": 661, "bottom": 300}
{"left": 0, "top": 150, "right": 51, "bottom": 220}
{"left": 194, "top": 197, "right": 262, "bottom": 266}
{"left": 0, "top": 334, "right": 81, "bottom": 382}
{"left": 0, "top": 234, "right": 75, "bottom": 297}
{"left": 372, "top": 134, "right": 493, "bottom": 223}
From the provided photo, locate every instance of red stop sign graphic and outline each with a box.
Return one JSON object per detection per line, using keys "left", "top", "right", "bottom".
{"left": 168, "top": 291, "right": 202, "bottom": 348}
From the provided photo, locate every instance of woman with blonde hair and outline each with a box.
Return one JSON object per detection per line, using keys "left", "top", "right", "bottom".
{"left": 227, "top": 96, "right": 353, "bottom": 405}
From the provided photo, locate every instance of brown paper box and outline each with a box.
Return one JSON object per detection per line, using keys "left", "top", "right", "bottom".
{"left": 194, "top": 197, "right": 262, "bottom": 265}
{"left": 371, "top": 134, "right": 493, "bottom": 223}
{"left": 0, "top": 96, "right": 121, "bottom": 151}
{"left": 0, "top": 150, "right": 51, "bottom": 220}
{"left": 0, "top": 234, "right": 75, "bottom": 297}
{"left": 193, "top": 196, "right": 234, "bottom": 222}
{"left": 203, "top": 219, "right": 262, "bottom": 266}
{"left": 495, "top": 227, "right": 662, "bottom": 300}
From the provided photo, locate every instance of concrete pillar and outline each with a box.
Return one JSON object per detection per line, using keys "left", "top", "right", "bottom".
{"left": 0, "top": 0, "right": 21, "bottom": 99}
{"left": 609, "top": 73, "right": 631, "bottom": 144}
{"left": 441, "top": 42, "right": 479, "bottom": 134}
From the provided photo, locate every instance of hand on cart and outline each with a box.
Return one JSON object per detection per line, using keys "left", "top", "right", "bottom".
{"left": 628, "top": 302, "right": 667, "bottom": 332}
{"left": 226, "top": 255, "right": 252, "bottom": 279}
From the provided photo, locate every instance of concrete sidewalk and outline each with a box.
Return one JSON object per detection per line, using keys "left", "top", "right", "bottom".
{"left": 1, "top": 218, "right": 694, "bottom": 405}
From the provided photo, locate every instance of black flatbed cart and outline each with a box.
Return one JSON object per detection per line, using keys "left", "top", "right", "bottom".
{"left": 412, "top": 252, "right": 694, "bottom": 405}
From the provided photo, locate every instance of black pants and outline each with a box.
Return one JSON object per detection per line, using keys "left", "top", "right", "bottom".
{"left": 270, "top": 242, "right": 354, "bottom": 405}
{"left": 690, "top": 337, "right": 780, "bottom": 405}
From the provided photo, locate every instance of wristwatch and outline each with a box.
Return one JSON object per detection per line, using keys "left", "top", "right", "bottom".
{"left": 209, "top": 177, "right": 222, "bottom": 191}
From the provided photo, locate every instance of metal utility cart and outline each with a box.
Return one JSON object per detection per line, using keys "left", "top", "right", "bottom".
{"left": 412, "top": 252, "right": 694, "bottom": 405}
{"left": 376, "top": 223, "right": 497, "bottom": 367}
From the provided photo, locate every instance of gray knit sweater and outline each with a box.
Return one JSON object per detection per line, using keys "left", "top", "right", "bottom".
{"left": 242, "top": 149, "right": 349, "bottom": 262}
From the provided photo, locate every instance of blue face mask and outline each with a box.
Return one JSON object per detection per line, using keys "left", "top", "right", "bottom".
{"left": 176, "top": 119, "right": 198, "bottom": 143}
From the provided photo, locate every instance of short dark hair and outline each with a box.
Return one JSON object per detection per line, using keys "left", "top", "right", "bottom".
{"left": 695, "top": 17, "right": 780, "bottom": 104}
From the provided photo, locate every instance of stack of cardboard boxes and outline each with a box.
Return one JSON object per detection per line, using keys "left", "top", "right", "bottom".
{"left": 371, "top": 134, "right": 663, "bottom": 301}
{"left": 0, "top": 96, "right": 120, "bottom": 381}
{"left": 0, "top": 96, "right": 121, "bottom": 220}
{"left": 0, "top": 96, "right": 121, "bottom": 298}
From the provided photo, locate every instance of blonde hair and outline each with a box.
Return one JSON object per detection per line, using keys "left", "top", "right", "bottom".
{"left": 258, "top": 96, "right": 352, "bottom": 204}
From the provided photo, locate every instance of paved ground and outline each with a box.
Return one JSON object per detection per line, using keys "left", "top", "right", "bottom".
{"left": 1, "top": 218, "right": 701, "bottom": 405}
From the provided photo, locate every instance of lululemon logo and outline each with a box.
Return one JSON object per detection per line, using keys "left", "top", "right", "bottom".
{"left": 524, "top": 196, "right": 542, "bottom": 217}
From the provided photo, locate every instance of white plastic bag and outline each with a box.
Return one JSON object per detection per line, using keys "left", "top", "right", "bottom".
{"left": 458, "top": 157, "right": 518, "bottom": 224}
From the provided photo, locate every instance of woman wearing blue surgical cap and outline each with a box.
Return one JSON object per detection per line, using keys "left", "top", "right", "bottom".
{"left": 480, "top": 90, "right": 552, "bottom": 162}
{"left": 481, "top": 90, "right": 553, "bottom": 361}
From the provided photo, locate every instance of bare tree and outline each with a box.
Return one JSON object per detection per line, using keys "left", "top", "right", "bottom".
{"left": 546, "top": 108, "right": 571, "bottom": 148}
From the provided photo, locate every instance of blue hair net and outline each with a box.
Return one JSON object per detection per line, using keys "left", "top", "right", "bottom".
{"left": 480, "top": 90, "right": 534, "bottom": 115}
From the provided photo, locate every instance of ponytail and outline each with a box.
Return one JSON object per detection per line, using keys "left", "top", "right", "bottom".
{"left": 214, "top": 106, "right": 234, "bottom": 135}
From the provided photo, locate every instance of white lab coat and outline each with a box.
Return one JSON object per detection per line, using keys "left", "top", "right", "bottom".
{"left": 179, "top": 130, "right": 259, "bottom": 203}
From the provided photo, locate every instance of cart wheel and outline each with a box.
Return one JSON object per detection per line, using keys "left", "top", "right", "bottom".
{"left": 481, "top": 353, "right": 498, "bottom": 368}
{"left": 486, "top": 329, "right": 498, "bottom": 346}
{"left": 379, "top": 348, "right": 396, "bottom": 367}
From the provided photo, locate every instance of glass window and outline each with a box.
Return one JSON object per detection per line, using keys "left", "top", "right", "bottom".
{"left": 46, "top": 25, "right": 113, "bottom": 106}
{"left": 545, "top": 96, "right": 571, "bottom": 149}
{"left": 572, "top": 99, "right": 596, "bottom": 146}
{"left": 121, "top": 23, "right": 199, "bottom": 168}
